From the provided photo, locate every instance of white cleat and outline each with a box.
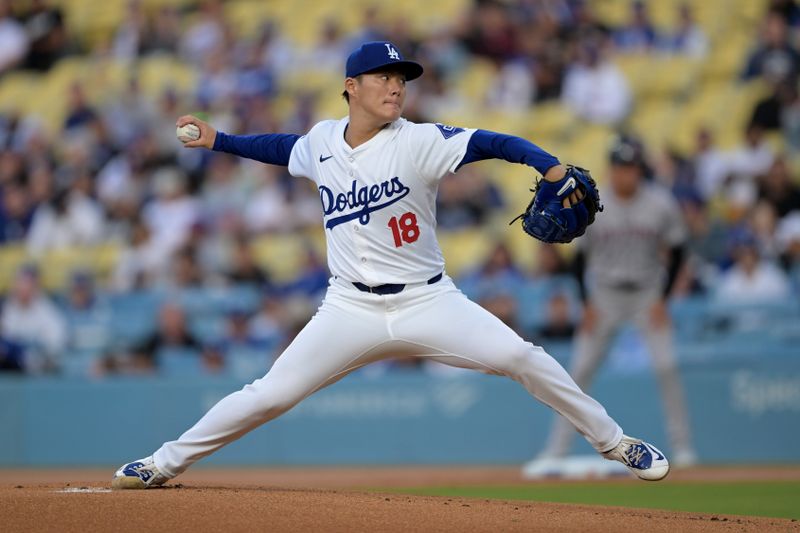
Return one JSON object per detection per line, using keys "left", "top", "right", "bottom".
{"left": 602, "top": 435, "right": 670, "bottom": 481}
{"left": 111, "top": 456, "right": 169, "bottom": 489}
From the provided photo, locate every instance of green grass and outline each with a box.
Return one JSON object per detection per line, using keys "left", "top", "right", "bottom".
{"left": 389, "top": 482, "right": 800, "bottom": 519}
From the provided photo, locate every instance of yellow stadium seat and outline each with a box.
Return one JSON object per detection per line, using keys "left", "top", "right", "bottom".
{"left": 525, "top": 102, "right": 576, "bottom": 140}
{"left": 137, "top": 56, "right": 199, "bottom": 97}
{"left": 437, "top": 228, "right": 493, "bottom": 277}
{"left": 0, "top": 245, "right": 28, "bottom": 292}
{"left": 627, "top": 99, "right": 679, "bottom": 154}
{"left": 36, "top": 244, "right": 122, "bottom": 290}
{"left": 0, "top": 72, "right": 40, "bottom": 113}
{"left": 455, "top": 57, "right": 496, "bottom": 103}
{"left": 252, "top": 233, "right": 316, "bottom": 283}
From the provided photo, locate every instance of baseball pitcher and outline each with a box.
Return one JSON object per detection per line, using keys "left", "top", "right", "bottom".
{"left": 112, "top": 42, "right": 670, "bottom": 489}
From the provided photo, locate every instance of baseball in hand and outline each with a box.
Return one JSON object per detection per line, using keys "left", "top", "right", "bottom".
{"left": 176, "top": 123, "right": 201, "bottom": 143}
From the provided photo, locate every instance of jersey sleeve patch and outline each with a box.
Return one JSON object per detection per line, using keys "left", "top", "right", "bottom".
{"left": 435, "top": 123, "right": 465, "bottom": 140}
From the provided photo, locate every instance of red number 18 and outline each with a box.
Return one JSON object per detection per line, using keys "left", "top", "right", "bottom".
{"left": 388, "top": 212, "right": 420, "bottom": 247}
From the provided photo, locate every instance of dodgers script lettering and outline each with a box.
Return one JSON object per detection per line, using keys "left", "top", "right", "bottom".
{"left": 319, "top": 177, "right": 411, "bottom": 229}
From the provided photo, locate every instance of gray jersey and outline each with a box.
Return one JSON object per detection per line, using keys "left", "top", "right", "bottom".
{"left": 580, "top": 183, "right": 686, "bottom": 291}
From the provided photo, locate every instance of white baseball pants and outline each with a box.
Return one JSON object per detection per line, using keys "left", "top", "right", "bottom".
{"left": 153, "top": 276, "right": 622, "bottom": 477}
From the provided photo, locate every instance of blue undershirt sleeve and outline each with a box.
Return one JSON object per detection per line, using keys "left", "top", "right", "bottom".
{"left": 456, "top": 129, "right": 560, "bottom": 175}
{"left": 212, "top": 132, "right": 301, "bottom": 166}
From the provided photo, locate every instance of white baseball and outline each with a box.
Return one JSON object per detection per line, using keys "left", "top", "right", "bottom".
{"left": 176, "top": 123, "right": 201, "bottom": 143}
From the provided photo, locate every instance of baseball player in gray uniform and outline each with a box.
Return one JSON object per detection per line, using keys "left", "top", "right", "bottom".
{"left": 527, "top": 135, "right": 697, "bottom": 472}
{"left": 111, "top": 42, "right": 670, "bottom": 489}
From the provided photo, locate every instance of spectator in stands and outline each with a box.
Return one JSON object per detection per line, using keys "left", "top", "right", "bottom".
{"left": 226, "top": 236, "right": 271, "bottom": 287}
{"left": 613, "top": 0, "right": 658, "bottom": 52}
{"left": 690, "top": 127, "right": 729, "bottom": 201}
{"left": 1, "top": 265, "right": 67, "bottom": 372}
{"left": 248, "top": 292, "right": 287, "bottom": 353}
{"left": 676, "top": 191, "right": 729, "bottom": 293}
{"left": 660, "top": 3, "right": 708, "bottom": 58}
{"left": 561, "top": 37, "right": 631, "bottom": 125}
{"left": 532, "top": 292, "right": 576, "bottom": 341}
{"left": 235, "top": 43, "right": 277, "bottom": 101}
{"left": 280, "top": 245, "right": 329, "bottom": 303}
{"left": 0, "top": 0, "right": 29, "bottom": 74}
{"left": 345, "top": 6, "right": 386, "bottom": 50}
{"left": 782, "top": 79, "right": 800, "bottom": 154}
{"left": 486, "top": 59, "right": 535, "bottom": 112}
{"left": 570, "top": 0, "right": 613, "bottom": 38}
{"left": 20, "top": 0, "right": 68, "bottom": 71}
{"left": 478, "top": 290, "right": 521, "bottom": 334}
{"left": 63, "top": 83, "right": 98, "bottom": 132}
{"left": 0, "top": 302, "right": 26, "bottom": 372}
{"left": 0, "top": 328, "right": 25, "bottom": 372}
{"left": 750, "top": 80, "right": 797, "bottom": 132}
{"left": 145, "top": 5, "right": 181, "bottom": 55}
{"left": 214, "top": 308, "right": 273, "bottom": 358}
{"left": 111, "top": 0, "right": 147, "bottom": 61}
{"left": 303, "top": 18, "right": 348, "bottom": 74}
{"left": 436, "top": 165, "right": 504, "bottom": 230}
{"left": 530, "top": 242, "right": 571, "bottom": 279}
{"left": 111, "top": 216, "right": 169, "bottom": 292}
{"left": 130, "top": 302, "right": 214, "bottom": 371}
{"left": 715, "top": 229, "right": 791, "bottom": 303}
{"left": 459, "top": 241, "right": 525, "bottom": 298}
{"left": 179, "top": 0, "right": 227, "bottom": 66}
{"left": 460, "top": 0, "right": 519, "bottom": 64}
{"left": 101, "top": 77, "right": 157, "bottom": 149}
{"left": 243, "top": 166, "right": 296, "bottom": 233}
{"left": 255, "top": 20, "right": 294, "bottom": 78}
{"left": 758, "top": 156, "right": 800, "bottom": 218}
{"left": 167, "top": 244, "right": 206, "bottom": 289}
{"left": 750, "top": 201, "right": 782, "bottom": 259}
{"left": 770, "top": 0, "right": 800, "bottom": 26}
{"left": 201, "top": 153, "right": 250, "bottom": 229}
{"left": 723, "top": 122, "right": 775, "bottom": 205}
{"left": 142, "top": 167, "right": 200, "bottom": 257}
{"left": 97, "top": 131, "right": 164, "bottom": 213}
{"left": 196, "top": 45, "right": 238, "bottom": 106}
{"left": 62, "top": 270, "right": 111, "bottom": 359}
{"left": 742, "top": 11, "right": 800, "bottom": 83}
{"left": 26, "top": 181, "right": 105, "bottom": 257}
{"left": 0, "top": 182, "right": 33, "bottom": 243}
{"left": 777, "top": 212, "right": 800, "bottom": 290}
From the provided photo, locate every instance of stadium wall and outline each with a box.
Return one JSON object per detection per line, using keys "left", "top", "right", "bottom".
{"left": 1, "top": 355, "right": 799, "bottom": 466}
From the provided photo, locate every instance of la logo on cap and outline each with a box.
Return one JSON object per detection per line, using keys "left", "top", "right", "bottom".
{"left": 384, "top": 43, "right": 400, "bottom": 60}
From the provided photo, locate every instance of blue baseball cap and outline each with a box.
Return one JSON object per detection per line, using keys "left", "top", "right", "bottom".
{"left": 345, "top": 41, "right": 424, "bottom": 81}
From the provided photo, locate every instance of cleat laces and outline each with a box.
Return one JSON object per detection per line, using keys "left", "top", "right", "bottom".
{"left": 624, "top": 443, "right": 647, "bottom": 466}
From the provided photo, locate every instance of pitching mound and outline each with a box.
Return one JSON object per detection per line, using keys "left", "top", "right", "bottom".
{"left": 1, "top": 468, "right": 798, "bottom": 532}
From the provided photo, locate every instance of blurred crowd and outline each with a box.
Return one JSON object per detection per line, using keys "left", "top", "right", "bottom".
{"left": 0, "top": 0, "right": 799, "bottom": 377}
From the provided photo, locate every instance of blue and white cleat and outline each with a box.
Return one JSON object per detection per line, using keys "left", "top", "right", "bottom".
{"left": 111, "top": 457, "right": 169, "bottom": 489}
{"left": 602, "top": 435, "right": 670, "bottom": 481}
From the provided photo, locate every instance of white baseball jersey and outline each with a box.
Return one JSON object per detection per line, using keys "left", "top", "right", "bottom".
{"left": 287, "top": 117, "right": 476, "bottom": 286}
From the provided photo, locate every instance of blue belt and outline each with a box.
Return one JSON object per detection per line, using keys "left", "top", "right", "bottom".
{"left": 352, "top": 272, "right": 443, "bottom": 295}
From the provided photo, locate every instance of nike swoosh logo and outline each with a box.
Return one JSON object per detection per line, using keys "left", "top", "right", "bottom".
{"left": 645, "top": 443, "right": 665, "bottom": 460}
{"left": 557, "top": 177, "right": 577, "bottom": 196}
{"left": 319, "top": 155, "right": 334, "bottom": 163}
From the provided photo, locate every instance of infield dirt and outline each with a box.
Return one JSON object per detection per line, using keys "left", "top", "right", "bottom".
{"left": 1, "top": 467, "right": 798, "bottom": 532}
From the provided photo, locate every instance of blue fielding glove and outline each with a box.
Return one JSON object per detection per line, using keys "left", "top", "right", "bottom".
{"left": 510, "top": 165, "right": 603, "bottom": 244}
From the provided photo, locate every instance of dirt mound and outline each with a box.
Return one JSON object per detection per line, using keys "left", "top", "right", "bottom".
{"left": 1, "top": 467, "right": 798, "bottom": 532}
